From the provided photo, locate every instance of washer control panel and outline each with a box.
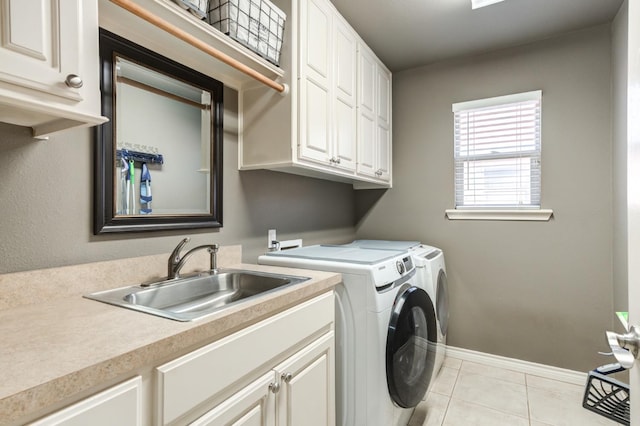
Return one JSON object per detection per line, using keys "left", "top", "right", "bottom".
{"left": 397, "top": 256, "right": 413, "bottom": 275}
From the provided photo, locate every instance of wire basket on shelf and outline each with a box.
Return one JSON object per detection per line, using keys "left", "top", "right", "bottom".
{"left": 171, "top": 0, "right": 209, "bottom": 19}
{"left": 207, "top": 0, "right": 286, "bottom": 66}
{"left": 582, "top": 369, "right": 630, "bottom": 425}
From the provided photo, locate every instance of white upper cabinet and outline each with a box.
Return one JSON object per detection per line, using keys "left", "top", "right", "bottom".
{"left": 356, "top": 43, "right": 391, "bottom": 185}
{"left": 298, "top": 0, "right": 357, "bottom": 173}
{"left": 298, "top": 0, "right": 332, "bottom": 166}
{"left": 240, "top": 0, "right": 392, "bottom": 189}
{"left": 332, "top": 15, "right": 358, "bottom": 172}
{"left": 0, "top": 0, "right": 107, "bottom": 137}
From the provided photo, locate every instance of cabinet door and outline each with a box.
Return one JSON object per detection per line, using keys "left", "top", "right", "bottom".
{"left": 357, "top": 45, "right": 392, "bottom": 183}
{"left": 376, "top": 123, "right": 391, "bottom": 182}
{"left": 357, "top": 46, "right": 378, "bottom": 178}
{"left": 29, "top": 377, "right": 142, "bottom": 426}
{"left": 375, "top": 64, "right": 392, "bottom": 182}
{"left": 376, "top": 65, "right": 391, "bottom": 126}
{"left": 299, "top": 0, "right": 332, "bottom": 165}
{"left": 275, "top": 332, "right": 335, "bottom": 426}
{"left": 0, "top": 0, "right": 82, "bottom": 101}
{"left": 332, "top": 16, "right": 357, "bottom": 172}
{"left": 190, "top": 372, "right": 276, "bottom": 426}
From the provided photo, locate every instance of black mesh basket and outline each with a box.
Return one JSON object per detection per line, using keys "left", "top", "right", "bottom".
{"left": 582, "top": 369, "right": 630, "bottom": 425}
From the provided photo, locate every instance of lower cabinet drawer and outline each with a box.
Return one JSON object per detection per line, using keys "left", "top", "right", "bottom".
{"left": 29, "top": 376, "right": 142, "bottom": 426}
{"left": 156, "top": 291, "right": 334, "bottom": 425}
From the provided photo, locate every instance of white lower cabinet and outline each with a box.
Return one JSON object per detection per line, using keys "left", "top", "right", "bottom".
{"left": 190, "top": 372, "right": 277, "bottom": 426}
{"left": 274, "top": 332, "right": 334, "bottom": 426}
{"left": 156, "top": 291, "right": 335, "bottom": 425}
{"left": 191, "top": 332, "right": 334, "bottom": 426}
{"left": 29, "top": 376, "right": 142, "bottom": 426}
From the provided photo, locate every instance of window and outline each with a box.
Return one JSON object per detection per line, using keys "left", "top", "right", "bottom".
{"left": 446, "top": 91, "right": 552, "bottom": 221}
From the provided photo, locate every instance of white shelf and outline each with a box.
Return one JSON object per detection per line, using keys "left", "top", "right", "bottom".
{"left": 99, "top": 0, "right": 285, "bottom": 91}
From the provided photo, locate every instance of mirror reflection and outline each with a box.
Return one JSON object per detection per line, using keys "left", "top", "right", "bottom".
{"left": 114, "top": 56, "right": 212, "bottom": 216}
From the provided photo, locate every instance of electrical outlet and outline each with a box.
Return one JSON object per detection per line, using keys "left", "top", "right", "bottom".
{"left": 268, "top": 229, "right": 277, "bottom": 249}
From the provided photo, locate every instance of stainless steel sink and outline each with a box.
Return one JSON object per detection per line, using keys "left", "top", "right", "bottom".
{"left": 84, "top": 269, "right": 310, "bottom": 321}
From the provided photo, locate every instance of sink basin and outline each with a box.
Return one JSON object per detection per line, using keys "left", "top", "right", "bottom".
{"left": 84, "top": 269, "right": 310, "bottom": 321}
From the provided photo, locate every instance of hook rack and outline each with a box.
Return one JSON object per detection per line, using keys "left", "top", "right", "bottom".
{"left": 116, "top": 149, "right": 164, "bottom": 164}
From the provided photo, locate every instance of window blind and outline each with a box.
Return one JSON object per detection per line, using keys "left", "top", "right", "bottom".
{"left": 452, "top": 90, "right": 542, "bottom": 209}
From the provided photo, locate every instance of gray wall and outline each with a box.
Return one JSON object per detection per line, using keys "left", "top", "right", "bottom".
{"left": 355, "top": 25, "right": 614, "bottom": 371}
{"left": 612, "top": 1, "right": 629, "bottom": 322}
{"left": 0, "top": 87, "right": 356, "bottom": 274}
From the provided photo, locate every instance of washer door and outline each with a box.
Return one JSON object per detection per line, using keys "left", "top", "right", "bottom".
{"left": 386, "top": 286, "right": 437, "bottom": 408}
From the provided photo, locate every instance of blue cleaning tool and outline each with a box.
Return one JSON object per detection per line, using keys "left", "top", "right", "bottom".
{"left": 140, "top": 162, "right": 152, "bottom": 214}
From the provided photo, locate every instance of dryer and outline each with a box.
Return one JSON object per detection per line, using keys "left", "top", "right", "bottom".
{"left": 259, "top": 245, "right": 437, "bottom": 426}
{"left": 410, "top": 245, "right": 449, "bottom": 377}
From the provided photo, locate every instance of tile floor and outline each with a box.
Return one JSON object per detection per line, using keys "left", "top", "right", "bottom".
{"left": 407, "top": 357, "right": 621, "bottom": 426}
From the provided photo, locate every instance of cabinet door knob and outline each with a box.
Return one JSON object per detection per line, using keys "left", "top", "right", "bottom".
{"left": 269, "top": 382, "right": 280, "bottom": 394}
{"left": 335, "top": 158, "right": 341, "bottom": 164}
{"left": 65, "top": 74, "right": 83, "bottom": 89}
{"left": 281, "top": 372, "right": 293, "bottom": 383}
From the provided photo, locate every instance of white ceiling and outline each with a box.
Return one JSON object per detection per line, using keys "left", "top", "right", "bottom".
{"left": 328, "top": 0, "right": 624, "bottom": 72}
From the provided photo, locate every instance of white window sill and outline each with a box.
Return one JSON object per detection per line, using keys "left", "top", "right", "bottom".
{"left": 445, "top": 209, "right": 554, "bottom": 221}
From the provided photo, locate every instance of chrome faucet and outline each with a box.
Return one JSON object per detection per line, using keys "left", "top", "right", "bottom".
{"left": 167, "top": 237, "right": 219, "bottom": 279}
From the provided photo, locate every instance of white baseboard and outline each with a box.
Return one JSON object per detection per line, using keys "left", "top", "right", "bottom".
{"left": 445, "top": 345, "right": 586, "bottom": 386}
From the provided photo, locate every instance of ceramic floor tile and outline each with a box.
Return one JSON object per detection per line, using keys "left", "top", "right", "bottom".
{"left": 442, "top": 398, "right": 529, "bottom": 426}
{"left": 407, "top": 356, "right": 624, "bottom": 426}
{"left": 442, "top": 357, "right": 462, "bottom": 370}
{"left": 527, "top": 374, "right": 585, "bottom": 392}
{"left": 460, "top": 360, "right": 526, "bottom": 385}
{"left": 527, "top": 382, "right": 619, "bottom": 426}
{"left": 430, "top": 366, "right": 459, "bottom": 397}
{"left": 452, "top": 371, "right": 529, "bottom": 418}
{"left": 408, "top": 392, "right": 449, "bottom": 426}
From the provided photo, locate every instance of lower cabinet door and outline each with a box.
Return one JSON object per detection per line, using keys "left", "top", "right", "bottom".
{"left": 190, "top": 372, "right": 277, "bottom": 426}
{"left": 29, "top": 376, "right": 142, "bottom": 426}
{"left": 275, "top": 332, "right": 335, "bottom": 426}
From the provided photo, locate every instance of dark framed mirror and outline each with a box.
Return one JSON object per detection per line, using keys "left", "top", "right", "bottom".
{"left": 94, "top": 29, "right": 223, "bottom": 234}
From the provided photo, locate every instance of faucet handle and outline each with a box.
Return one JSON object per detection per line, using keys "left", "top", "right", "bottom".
{"left": 170, "top": 237, "right": 191, "bottom": 261}
{"left": 168, "top": 238, "right": 191, "bottom": 279}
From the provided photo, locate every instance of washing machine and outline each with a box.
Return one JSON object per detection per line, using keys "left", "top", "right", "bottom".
{"left": 341, "top": 240, "right": 449, "bottom": 377}
{"left": 259, "top": 245, "right": 437, "bottom": 426}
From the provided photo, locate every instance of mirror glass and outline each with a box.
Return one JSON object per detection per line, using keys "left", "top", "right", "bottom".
{"left": 95, "top": 29, "right": 223, "bottom": 234}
